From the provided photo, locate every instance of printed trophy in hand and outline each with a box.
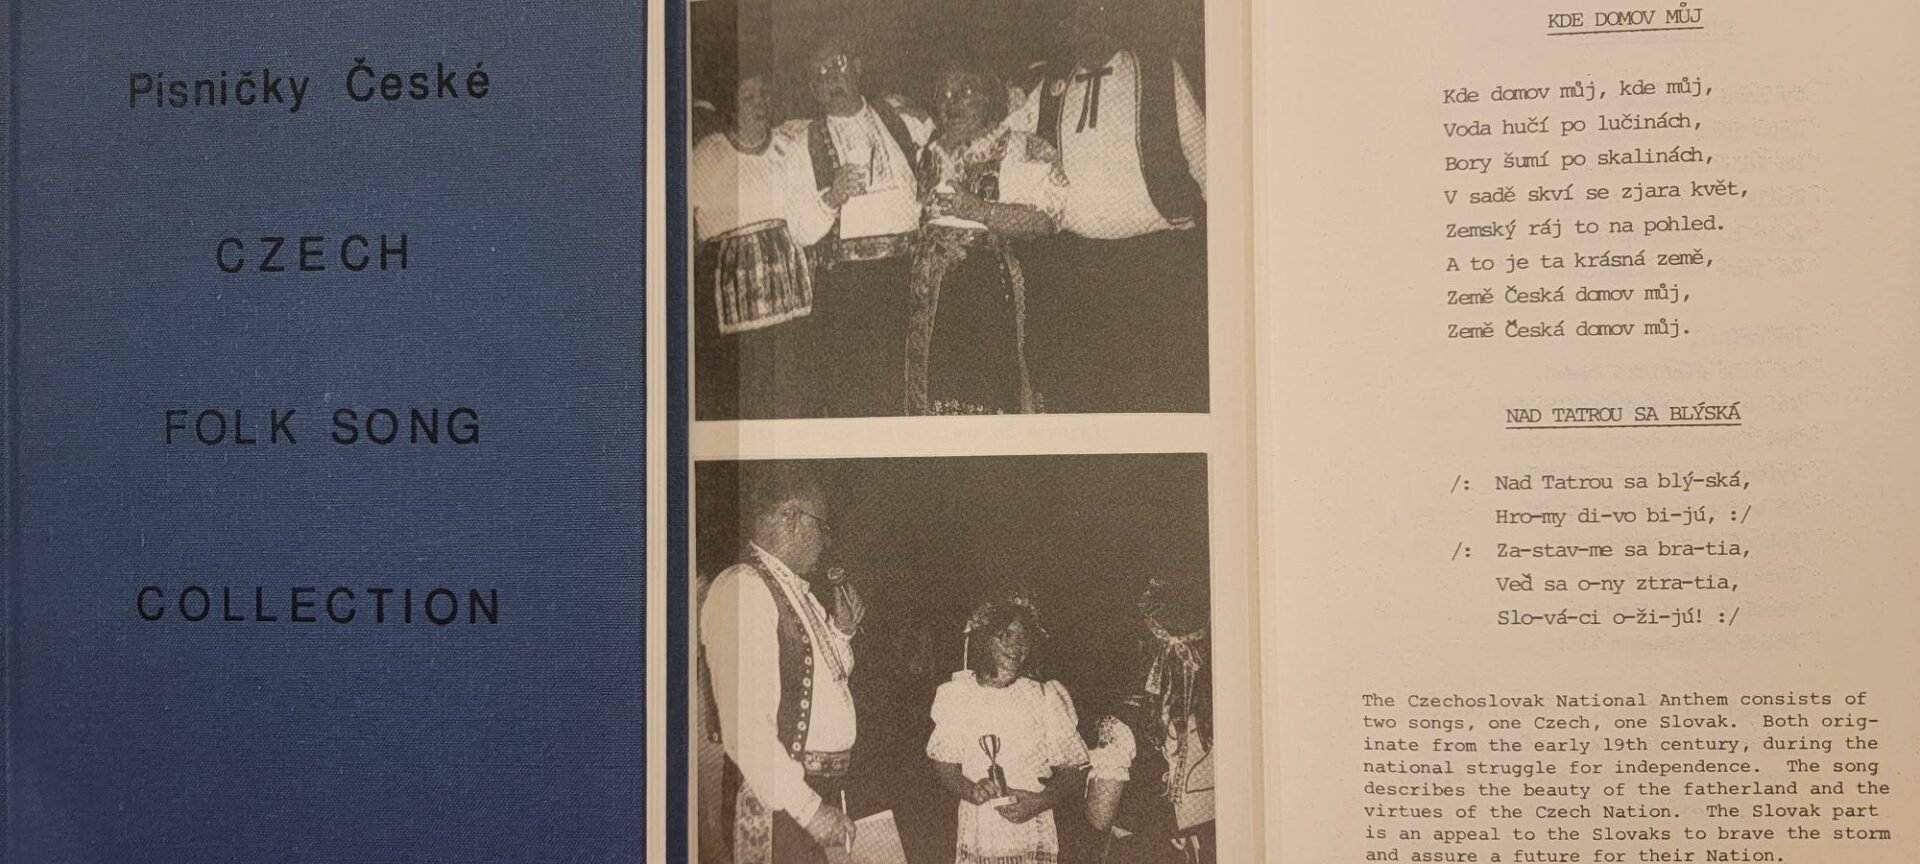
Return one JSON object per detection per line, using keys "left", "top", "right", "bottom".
{"left": 979, "top": 734, "right": 1012, "bottom": 806}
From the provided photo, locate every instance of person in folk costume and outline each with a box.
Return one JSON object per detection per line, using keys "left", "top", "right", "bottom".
{"left": 782, "top": 33, "right": 934, "bottom": 417}
{"left": 1007, "top": 0, "right": 1208, "bottom": 414}
{"left": 700, "top": 463, "right": 868, "bottom": 863}
{"left": 690, "top": 58, "right": 838, "bottom": 420}
{"left": 908, "top": 57, "right": 1070, "bottom": 415}
{"left": 1085, "top": 576, "right": 1213, "bottom": 864}
{"left": 928, "top": 588, "right": 1090, "bottom": 864}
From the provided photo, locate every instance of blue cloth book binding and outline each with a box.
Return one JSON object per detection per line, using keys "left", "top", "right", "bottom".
{"left": 4, "top": 2, "right": 648, "bottom": 860}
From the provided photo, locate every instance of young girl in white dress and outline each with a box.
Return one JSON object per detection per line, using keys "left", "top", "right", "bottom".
{"left": 927, "top": 593, "right": 1089, "bottom": 864}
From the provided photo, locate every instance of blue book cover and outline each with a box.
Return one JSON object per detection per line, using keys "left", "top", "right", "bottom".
{"left": 5, "top": 2, "right": 647, "bottom": 860}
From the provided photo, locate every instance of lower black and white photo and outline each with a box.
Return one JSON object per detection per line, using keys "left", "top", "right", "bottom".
{"left": 694, "top": 454, "right": 1216, "bottom": 864}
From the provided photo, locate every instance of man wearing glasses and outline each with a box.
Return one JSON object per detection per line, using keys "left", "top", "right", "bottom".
{"left": 789, "top": 35, "right": 933, "bottom": 417}
{"left": 701, "top": 463, "right": 866, "bottom": 862}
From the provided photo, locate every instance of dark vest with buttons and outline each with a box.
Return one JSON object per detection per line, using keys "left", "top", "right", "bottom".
{"left": 751, "top": 562, "right": 818, "bottom": 758}
{"left": 1033, "top": 49, "right": 1203, "bottom": 225}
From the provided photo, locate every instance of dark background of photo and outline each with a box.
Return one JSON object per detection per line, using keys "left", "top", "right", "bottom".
{"left": 689, "top": 0, "right": 1206, "bottom": 125}
{"left": 694, "top": 453, "right": 1212, "bottom": 862}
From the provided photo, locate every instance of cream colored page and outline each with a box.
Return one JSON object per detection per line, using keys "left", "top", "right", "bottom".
{"left": 1263, "top": 2, "right": 1919, "bottom": 862}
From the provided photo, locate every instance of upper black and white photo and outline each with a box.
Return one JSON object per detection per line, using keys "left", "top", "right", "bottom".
{"left": 688, "top": 0, "right": 1210, "bottom": 419}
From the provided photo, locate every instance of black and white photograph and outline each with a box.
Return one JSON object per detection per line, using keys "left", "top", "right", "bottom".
{"left": 688, "top": 0, "right": 1210, "bottom": 420}
{"left": 694, "top": 455, "right": 1217, "bottom": 863}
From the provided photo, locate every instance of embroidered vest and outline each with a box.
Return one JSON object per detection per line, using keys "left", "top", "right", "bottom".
{"left": 751, "top": 562, "right": 818, "bottom": 758}
{"left": 916, "top": 133, "right": 1005, "bottom": 203}
{"left": 807, "top": 99, "right": 922, "bottom": 241}
{"left": 1035, "top": 50, "right": 1202, "bottom": 225}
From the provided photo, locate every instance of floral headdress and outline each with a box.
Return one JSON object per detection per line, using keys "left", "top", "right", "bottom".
{"left": 961, "top": 586, "right": 1045, "bottom": 670}
{"left": 1137, "top": 576, "right": 1208, "bottom": 740}
{"left": 1137, "top": 575, "right": 1213, "bottom": 815}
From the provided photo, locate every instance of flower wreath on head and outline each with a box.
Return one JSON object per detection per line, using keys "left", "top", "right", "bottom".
{"left": 1137, "top": 576, "right": 1208, "bottom": 734}
{"left": 1136, "top": 574, "right": 1215, "bottom": 811}
{"left": 961, "top": 586, "right": 1045, "bottom": 670}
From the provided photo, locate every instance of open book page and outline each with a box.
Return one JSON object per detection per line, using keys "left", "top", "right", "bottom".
{"left": 1262, "top": 2, "right": 1918, "bottom": 861}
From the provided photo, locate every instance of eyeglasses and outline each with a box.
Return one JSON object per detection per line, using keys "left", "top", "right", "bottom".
{"left": 811, "top": 55, "right": 853, "bottom": 78}
{"left": 989, "top": 628, "right": 1032, "bottom": 648}
{"left": 940, "top": 84, "right": 986, "bottom": 103}
{"left": 788, "top": 504, "right": 830, "bottom": 536}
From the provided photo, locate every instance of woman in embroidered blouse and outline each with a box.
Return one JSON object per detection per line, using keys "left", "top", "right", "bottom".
{"left": 927, "top": 594, "right": 1088, "bottom": 864}
{"left": 906, "top": 59, "right": 1070, "bottom": 415}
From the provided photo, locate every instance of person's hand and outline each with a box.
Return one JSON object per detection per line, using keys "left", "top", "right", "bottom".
{"left": 826, "top": 575, "right": 865, "bottom": 634}
{"left": 995, "top": 788, "right": 1049, "bottom": 823}
{"left": 823, "top": 165, "right": 868, "bottom": 209}
{"left": 968, "top": 776, "right": 1003, "bottom": 805}
{"left": 804, "top": 802, "right": 856, "bottom": 849}
{"left": 937, "top": 186, "right": 990, "bottom": 222}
